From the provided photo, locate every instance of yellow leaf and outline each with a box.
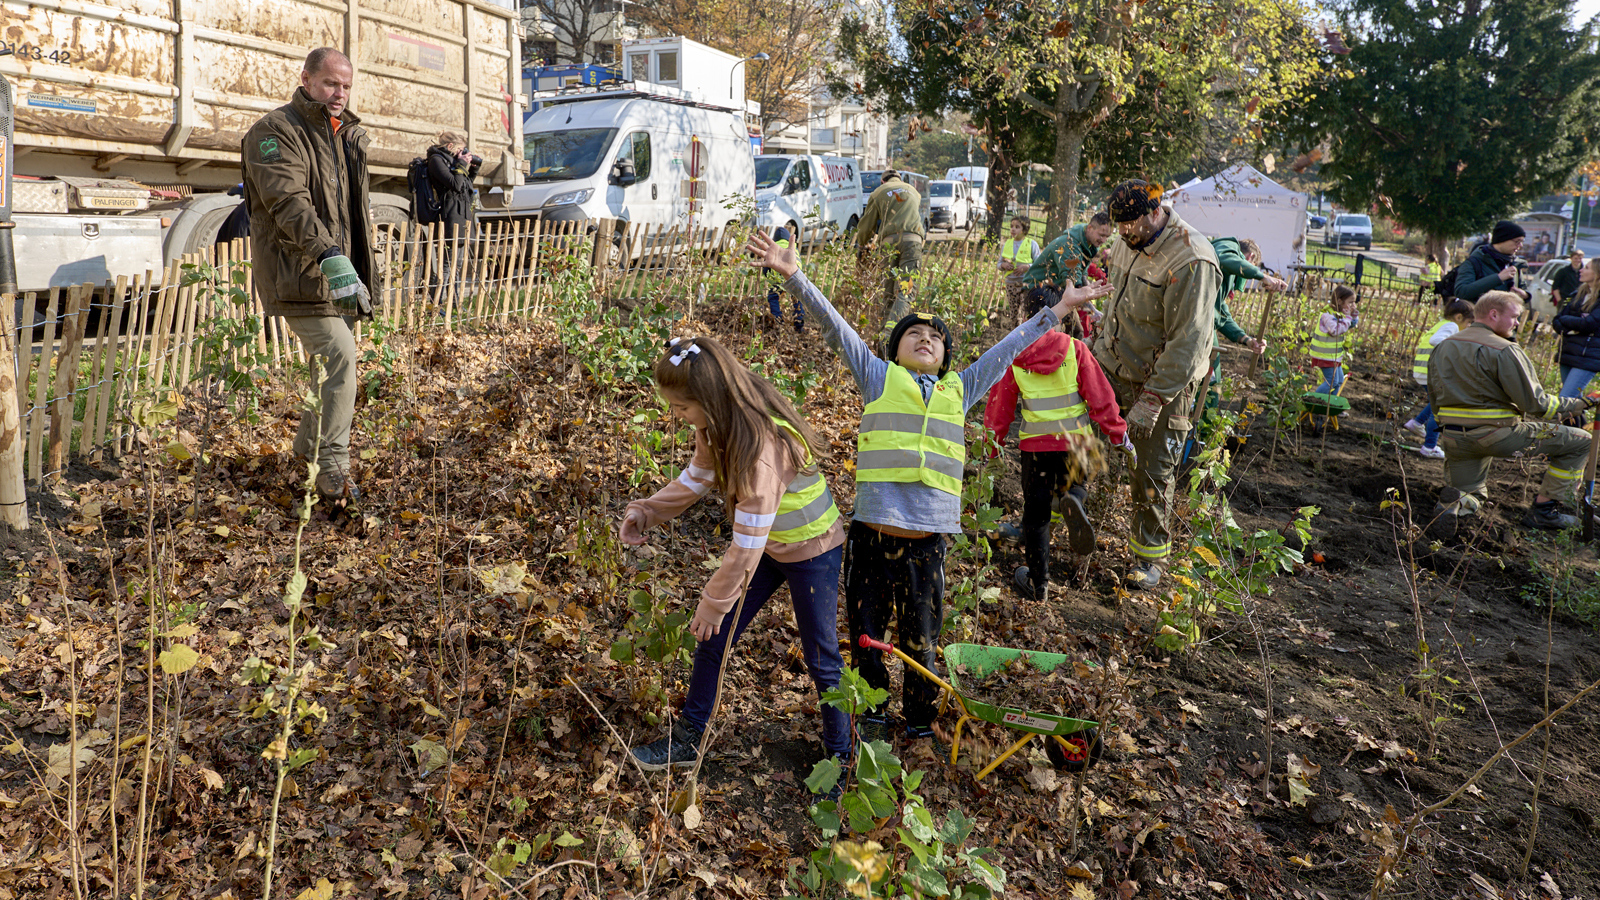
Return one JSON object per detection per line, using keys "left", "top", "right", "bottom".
{"left": 166, "top": 441, "right": 193, "bottom": 461}
{"left": 1070, "top": 883, "right": 1096, "bottom": 900}
{"left": 293, "top": 878, "right": 335, "bottom": 900}
{"left": 158, "top": 644, "right": 200, "bottom": 674}
{"left": 262, "top": 738, "right": 288, "bottom": 761}
{"left": 162, "top": 623, "right": 200, "bottom": 639}
{"left": 214, "top": 525, "right": 230, "bottom": 537}
{"left": 1287, "top": 775, "right": 1317, "bottom": 806}
{"left": 47, "top": 744, "right": 96, "bottom": 778}
{"left": 1192, "top": 546, "right": 1219, "bottom": 566}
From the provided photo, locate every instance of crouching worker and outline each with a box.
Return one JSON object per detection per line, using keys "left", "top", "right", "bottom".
{"left": 984, "top": 290, "right": 1129, "bottom": 601}
{"left": 745, "top": 229, "right": 1111, "bottom": 753}
{"left": 621, "top": 336, "right": 849, "bottom": 770}
{"left": 1428, "top": 291, "right": 1599, "bottom": 529}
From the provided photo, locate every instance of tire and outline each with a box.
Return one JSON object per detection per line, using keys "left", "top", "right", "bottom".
{"left": 368, "top": 202, "right": 412, "bottom": 287}
{"left": 1045, "top": 728, "right": 1103, "bottom": 772}
{"left": 162, "top": 193, "right": 246, "bottom": 265}
{"left": 846, "top": 215, "right": 859, "bottom": 234}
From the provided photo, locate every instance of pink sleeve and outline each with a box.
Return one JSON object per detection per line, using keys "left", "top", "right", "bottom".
{"left": 624, "top": 428, "right": 716, "bottom": 531}
{"left": 694, "top": 434, "right": 789, "bottom": 628}
{"left": 1073, "top": 339, "right": 1127, "bottom": 443}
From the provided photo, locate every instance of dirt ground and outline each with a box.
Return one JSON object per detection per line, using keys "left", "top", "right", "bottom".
{"left": 1, "top": 299, "right": 1598, "bottom": 900}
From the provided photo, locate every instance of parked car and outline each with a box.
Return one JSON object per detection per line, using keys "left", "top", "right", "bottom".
{"left": 927, "top": 179, "right": 971, "bottom": 232}
{"left": 945, "top": 166, "right": 990, "bottom": 225}
{"left": 1308, "top": 214, "right": 1327, "bottom": 229}
{"left": 1324, "top": 213, "right": 1373, "bottom": 250}
{"left": 1527, "top": 258, "right": 1573, "bottom": 319}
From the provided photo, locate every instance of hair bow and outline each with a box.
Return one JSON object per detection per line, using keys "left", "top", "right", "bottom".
{"left": 667, "top": 338, "right": 702, "bottom": 367}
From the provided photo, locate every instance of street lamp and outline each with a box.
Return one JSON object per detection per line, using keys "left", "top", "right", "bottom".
{"left": 730, "top": 52, "right": 768, "bottom": 101}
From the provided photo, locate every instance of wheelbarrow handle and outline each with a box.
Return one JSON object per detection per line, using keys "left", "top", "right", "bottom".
{"left": 856, "top": 634, "right": 960, "bottom": 699}
{"left": 859, "top": 635, "right": 894, "bottom": 652}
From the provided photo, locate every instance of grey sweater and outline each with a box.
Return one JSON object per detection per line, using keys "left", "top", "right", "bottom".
{"left": 784, "top": 270, "right": 1062, "bottom": 533}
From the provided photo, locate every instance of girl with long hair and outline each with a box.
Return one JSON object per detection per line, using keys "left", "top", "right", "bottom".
{"left": 1552, "top": 258, "right": 1600, "bottom": 399}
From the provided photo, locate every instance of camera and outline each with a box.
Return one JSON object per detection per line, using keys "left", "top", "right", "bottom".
{"left": 466, "top": 154, "right": 483, "bottom": 178}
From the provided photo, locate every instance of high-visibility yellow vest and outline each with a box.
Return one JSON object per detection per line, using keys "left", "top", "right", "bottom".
{"left": 1310, "top": 310, "right": 1352, "bottom": 363}
{"left": 1426, "top": 262, "right": 1442, "bottom": 281}
{"left": 1012, "top": 346, "right": 1091, "bottom": 440}
{"left": 856, "top": 366, "right": 966, "bottom": 496}
{"left": 1002, "top": 238, "right": 1036, "bottom": 267}
{"left": 1412, "top": 320, "right": 1453, "bottom": 383}
{"left": 769, "top": 418, "right": 840, "bottom": 543}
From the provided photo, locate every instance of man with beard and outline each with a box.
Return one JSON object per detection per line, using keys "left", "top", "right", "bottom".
{"left": 1092, "top": 180, "right": 1221, "bottom": 590}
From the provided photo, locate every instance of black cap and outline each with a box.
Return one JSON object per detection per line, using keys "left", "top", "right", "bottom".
{"left": 885, "top": 312, "right": 954, "bottom": 376}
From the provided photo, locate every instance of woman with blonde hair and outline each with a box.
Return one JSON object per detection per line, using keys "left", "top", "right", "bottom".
{"left": 1551, "top": 256, "right": 1600, "bottom": 398}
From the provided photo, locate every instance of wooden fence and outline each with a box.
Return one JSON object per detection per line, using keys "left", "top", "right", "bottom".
{"left": 0, "top": 219, "right": 1008, "bottom": 506}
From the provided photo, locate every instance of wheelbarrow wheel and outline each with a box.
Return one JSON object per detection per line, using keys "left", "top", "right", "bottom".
{"left": 1046, "top": 728, "right": 1103, "bottom": 772}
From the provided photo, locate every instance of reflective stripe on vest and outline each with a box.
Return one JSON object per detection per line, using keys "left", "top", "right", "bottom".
{"left": 1310, "top": 312, "right": 1350, "bottom": 362}
{"left": 1412, "top": 320, "right": 1453, "bottom": 382}
{"left": 1013, "top": 347, "right": 1091, "bottom": 439}
{"left": 1437, "top": 406, "right": 1519, "bottom": 426}
{"left": 769, "top": 419, "right": 840, "bottom": 543}
{"left": 1003, "top": 238, "right": 1035, "bottom": 266}
{"left": 856, "top": 366, "right": 966, "bottom": 496}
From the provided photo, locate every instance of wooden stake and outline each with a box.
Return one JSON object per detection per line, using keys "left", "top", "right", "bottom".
{"left": 0, "top": 295, "right": 29, "bottom": 529}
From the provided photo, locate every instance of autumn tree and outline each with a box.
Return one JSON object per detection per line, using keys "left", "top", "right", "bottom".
{"left": 1283, "top": 0, "right": 1600, "bottom": 263}
{"left": 630, "top": 0, "right": 834, "bottom": 135}
{"left": 957, "top": 0, "right": 1322, "bottom": 234}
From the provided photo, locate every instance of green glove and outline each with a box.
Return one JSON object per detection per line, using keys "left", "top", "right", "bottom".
{"left": 319, "top": 254, "right": 373, "bottom": 318}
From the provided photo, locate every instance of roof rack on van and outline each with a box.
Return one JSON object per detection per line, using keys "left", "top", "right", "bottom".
{"left": 531, "top": 80, "right": 744, "bottom": 113}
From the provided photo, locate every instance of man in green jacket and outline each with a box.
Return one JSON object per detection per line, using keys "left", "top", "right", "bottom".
{"left": 856, "top": 169, "right": 926, "bottom": 322}
{"left": 1022, "top": 212, "right": 1112, "bottom": 292}
{"left": 1207, "top": 237, "right": 1288, "bottom": 403}
{"left": 243, "top": 47, "right": 376, "bottom": 508}
{"left": 1093, "top": 181, "right": 1221, "bottom": 590}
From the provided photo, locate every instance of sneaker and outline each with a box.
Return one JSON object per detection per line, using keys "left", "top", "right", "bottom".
{"left": 629, "top": 721, "right": 702, "bottom": 772}
{"left": 996, "top": 522, "right": 1023, "bottom": 544}
{"left": 1056, "top": 491, "right": 1096, "bottom": 555}
{"left": 1013, "top": 565, "right": 1037, "bottom": 600}
{"left": 1417, "top": 444, "right": 1445, "bottom": 459}
{"left": 1523, "top": 500, "right": 1580, "bottom": 531}
{"left": 1124, "top": 560, "right": 1165, "bottom": 592}
{"left": 856, "top": 715, "right": 891, "bottom": 749}
{"left": 1403, "top": 418, "right": 1425, "bottom": 434}
{"left": 315, "top": 470, "right": 362, "bottom": 507}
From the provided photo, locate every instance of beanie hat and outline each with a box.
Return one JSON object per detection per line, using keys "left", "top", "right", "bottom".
{"left": 1108, "top": 179, "right": 1163, "bottom": 223}
{"left": 1490, "top": 220, "right": 1526, "bottom": 245}
{"left": 886, "top": 311, "right": 955, "bottom": 376}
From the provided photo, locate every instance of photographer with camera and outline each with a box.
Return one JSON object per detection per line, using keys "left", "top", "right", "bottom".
{"left": 1454, "top": 221, "right": 1531, "bottom": 305}
{"left": 425, "top": 131, "right": 480, "bottom": 293}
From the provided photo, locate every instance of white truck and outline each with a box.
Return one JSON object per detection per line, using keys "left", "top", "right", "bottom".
{"left": 945, "top": 165, "right": 989, "bottom": 225}
{"left": 1, "top": 0, "right": 525, "bottom": 296}
{"left": 481, "top": 85, "right": 756, "bottom": 237}
{"left": 753, "top": 154, "right": 864, "bottom": 243}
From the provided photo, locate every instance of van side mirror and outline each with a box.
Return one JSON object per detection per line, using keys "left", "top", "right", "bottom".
{"left": 785, "top": 176, "right": 801, "bottom": 194}
{"left": 611, "top": 159, "right": 637, "bottom": 187}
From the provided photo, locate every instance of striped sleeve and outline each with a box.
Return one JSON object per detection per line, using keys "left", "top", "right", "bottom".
{"left": 622, "top": 427, "right": 716, "bottom": 532}
{"left": 695, "top": 436, "right": 788, "bottom": 626}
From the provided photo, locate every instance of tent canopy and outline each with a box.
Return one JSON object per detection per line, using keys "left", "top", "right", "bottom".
{"left": 1168, "top": 163, "right": 1309, "bottom": 280}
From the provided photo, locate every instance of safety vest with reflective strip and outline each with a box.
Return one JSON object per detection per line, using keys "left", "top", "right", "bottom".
{"left": 856, "top": 366, "right": 966, "bottom": 496}
{"left": 1412, "top": 320, "right": 1454, "bottom": 384}
{"left": 1012, "top": 349, "right": 1092, "bottom": 440}
{"left": 769, "top": 418, "right": 841, "bottom": 543}
{"left": 1310, "top": 310, "right": 1353, "bottom": 363}
{"left": 1002, "top": 238, "right": 1036, "bottom": 267}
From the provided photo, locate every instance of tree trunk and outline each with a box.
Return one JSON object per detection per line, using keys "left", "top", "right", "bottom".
{"left": 1048, "top": 116, "right": 1089, "bottom": 242}
{"left": 1425, "top": 233, "right": 1450, "bottom": 269}
{"left": 985, "top": 130, "right": 1015, "bottom": 244}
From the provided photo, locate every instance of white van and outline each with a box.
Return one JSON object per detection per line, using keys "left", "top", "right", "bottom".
{"left": 945, "top": 166, "right": 989, "bottom": 224}
{"left": 481, "top": 87, "right": 755, "bottom": 237}
{"left": 928, "top": 179, "right": 971, "bottom": 232}
{"left": 754, "top": 154, "right": 864, "bottom": 243}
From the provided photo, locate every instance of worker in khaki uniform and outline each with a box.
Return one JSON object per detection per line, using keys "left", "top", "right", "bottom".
{"left": 1092, "top": 180, "right": 1221, "bottom": 590}
{"left": 1427, "top": 291, "right": 1597, "bottom": 529}
{"left": 856, "top": 169, "right": 926, "bottom": 322}
{"left": 243, "top": 47, "right": 376, "bottom": 509}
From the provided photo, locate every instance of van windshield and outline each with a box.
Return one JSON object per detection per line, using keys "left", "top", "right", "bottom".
{"left": 755, "top": 157, "right": 792, "bottom": 190}
{"left": 1340, "top": 215, "right": 1372, "bottom": 227}
{"left": 930, "top": 182, "right": 953, "bottom": 198}
{"left": 524, "top": 128, "right": 618, "bottom": 182}
{"left": 861, "top": 172, "right": 883, "bottom": 193}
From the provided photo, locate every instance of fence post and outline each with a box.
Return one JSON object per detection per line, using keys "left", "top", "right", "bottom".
{"left": 0, "top": 294, "right": 26, "bottom": 529}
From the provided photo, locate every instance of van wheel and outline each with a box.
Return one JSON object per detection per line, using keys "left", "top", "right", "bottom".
{"left": 846, "top": 215, "right": 859, "bottom": 234}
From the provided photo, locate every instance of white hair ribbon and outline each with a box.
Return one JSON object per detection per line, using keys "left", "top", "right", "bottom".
{"left": 668, "top": 342, "right": 702, "bottom": 367}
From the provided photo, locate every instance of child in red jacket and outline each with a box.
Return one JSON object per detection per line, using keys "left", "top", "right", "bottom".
{"left": 985, "top": 293, "right": 1129, "bottom": 600}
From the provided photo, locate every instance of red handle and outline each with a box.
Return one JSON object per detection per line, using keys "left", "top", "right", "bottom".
{"left": 859, "top": 635, "right": 893, "bottom": 653}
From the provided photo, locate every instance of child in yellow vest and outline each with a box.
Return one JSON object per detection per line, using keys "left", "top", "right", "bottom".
{"left": 621, "top": 336, "right": 847, "bottom": 772}
{"left": 1310, "top": 285, "right": 1360, "bottom": 396}
{"left": 746, "top": 229, "right": 1110, "bottom": 751}
{"left": 1403, "top": 299, "right": 1474, "bottom": 458}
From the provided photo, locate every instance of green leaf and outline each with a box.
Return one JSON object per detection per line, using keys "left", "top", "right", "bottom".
{"left": 157, "top": 644, "right": 200, "bottom": 675}
{"left": 608, "top": 639, "right": 635, "bottom": 664}
{"left": 283, "top": 569, "right": 307, "bottom": 607}
{"left": 805, "top": 756, "right": 842, "bottom": 794}
{"left": 553, "top": 832, "right": 584, "bottom": 848}
{"left": 285, "top": 747, "right": 319, "bottom": 771}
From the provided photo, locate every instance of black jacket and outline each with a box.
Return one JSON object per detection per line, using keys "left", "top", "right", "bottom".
{"left": 1454, "top": 243, "right": 1517, "bottom": 302}
{"left": 1554, "top": 294, "right": 1600, "bottom": 374}
{"left": 426, "top": 145, "right": 475, "bottom": 229}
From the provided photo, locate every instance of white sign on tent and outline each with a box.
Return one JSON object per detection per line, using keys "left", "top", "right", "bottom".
{"left": 1168, "top": 164, "right": 1309, "bottom": 280}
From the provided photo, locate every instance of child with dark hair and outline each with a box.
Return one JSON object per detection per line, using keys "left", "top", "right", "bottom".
{"left": 746, "top": 230, "right": 1111, "bottom": 751}
{"left": 622, "top": 336, "right": 845, "bottom": 772}
{"left": 984, "top": 290, "right": 1128, "bottom": 601}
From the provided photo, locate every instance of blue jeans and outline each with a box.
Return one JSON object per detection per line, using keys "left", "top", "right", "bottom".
{"left": 682, "top": 545, "right": 849, "bottom": 759}
{"left": 1559, "top": 365, "right": 1598, "bottom": 399}
{"left": 1416, "top": 402, "right": 1441, "bottom": 448}
{"left": 1315, "top": 364, "right": 1345, "bottom": 395}
{"left": 766, "top": 285, "right": 804, "bottom": 326}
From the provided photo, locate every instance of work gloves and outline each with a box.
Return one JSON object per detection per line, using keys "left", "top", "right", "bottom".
{"left": 320, "top": 254, "right": 373, "bottom": 319}
{"left": 1125, "top": 390, "right": 1165, "bottom": 441}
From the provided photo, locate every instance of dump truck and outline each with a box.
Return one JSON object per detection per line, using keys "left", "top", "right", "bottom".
{"left": 0, "top": 0, "right": 526, "bottom": 296}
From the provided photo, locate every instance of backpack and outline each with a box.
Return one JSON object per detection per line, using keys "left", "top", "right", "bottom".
{"left": 1433, "top": 263, "right": 1461, "bottom": 300}
{"left": 408, "top": 157, "right": 442, "bottom": 224}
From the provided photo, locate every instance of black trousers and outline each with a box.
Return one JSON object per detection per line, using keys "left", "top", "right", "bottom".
{"left": 1020, "top": 450, "right": 1084, "bottom": 594}
{"left": 844, "top": 520, "right": 945, "bottom": 729}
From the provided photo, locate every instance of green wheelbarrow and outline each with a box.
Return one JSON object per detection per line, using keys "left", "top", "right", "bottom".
{"left": 858, "top": 636, "right": 1103, "bottom": 781}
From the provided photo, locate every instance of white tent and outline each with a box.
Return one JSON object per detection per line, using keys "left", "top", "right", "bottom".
{"left": 1168, "top": 163, "right": 1309, "bottom": 279}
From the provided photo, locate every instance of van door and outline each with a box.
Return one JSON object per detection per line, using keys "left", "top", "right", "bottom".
{"left": 608, "top": 130, "right": 661, "bottom": 228}
{"left": 784, "top": 158, "right": 820, "bottom": 240}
